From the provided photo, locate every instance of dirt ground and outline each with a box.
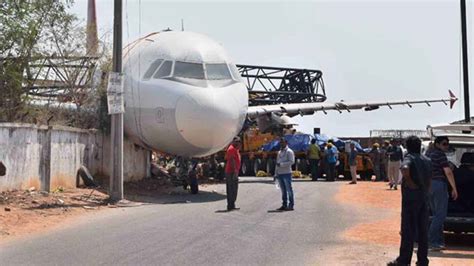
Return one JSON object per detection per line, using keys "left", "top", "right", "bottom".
{"left": 336, "top": 181, "right": 474, "bottom": 265}
{"left": 0, "top": 186, "right": 109, "bottom": 244}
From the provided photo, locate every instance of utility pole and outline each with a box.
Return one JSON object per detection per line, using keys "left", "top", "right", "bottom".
{"left": 109, "top": 0, "right": 124, "bottom": 200}
{"left": 460, "top": 0, "right": 471, "bottom": 123}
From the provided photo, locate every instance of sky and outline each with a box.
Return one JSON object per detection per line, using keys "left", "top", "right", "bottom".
{"left": 71, "top": 0, "right": 473, "bottom": 137}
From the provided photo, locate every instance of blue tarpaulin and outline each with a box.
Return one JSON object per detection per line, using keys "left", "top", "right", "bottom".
{"left": 313, "top": 134, "right": 344, "bottom": 149}
{"left": 261, "top": 133, "right": 365, "bottom": 153}
{"left": 261, "top": 134, "right": 312, "bottom": 152}
{"left": 314, "top": 134, "right": 365, "bottom": 152}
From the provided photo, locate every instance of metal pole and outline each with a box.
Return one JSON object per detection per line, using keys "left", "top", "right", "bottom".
{"left": 461, "top": 0, "right": 471, "bottom": 123}
{"left": 109, "top": 0, "right": 123, "bottom": 200}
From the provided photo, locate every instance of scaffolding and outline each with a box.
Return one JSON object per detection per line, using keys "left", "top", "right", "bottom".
{"left": 370, "top": 129, "right": 430, "bottom": 139}
{"left": 237, "top": 64, "right": 326, "bottom": 106}
{"left": 22, "top": 56, "right": 100, "bottom": 106}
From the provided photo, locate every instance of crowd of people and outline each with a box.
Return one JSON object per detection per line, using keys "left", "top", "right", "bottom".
{"left": 224, "top": 134, "right": 460, "bottom": 266}
{"left": 304, "top": 137, "right": 406, "bottom": 186}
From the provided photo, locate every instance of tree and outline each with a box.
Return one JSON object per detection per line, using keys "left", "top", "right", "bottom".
{"left": 0, "top": 0, "right": 76, "bottom": 121}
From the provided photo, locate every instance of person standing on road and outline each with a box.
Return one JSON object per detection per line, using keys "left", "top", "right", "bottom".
{"left": 275, "top": 138, "right": 295, "bottom": 211}
{"left": 387, "top": 139, "right": 403, "bottom": 190}
{"left": 348, "top": 143, "right": 358, "bottom": 184}
{"left": 428, "top": 136, "right": 458, "bottom": 251}
{"left": 325, "top": 142, "right": 338, "bottom": 181}
{"left": 225, "top": 137, "right": 242, "bottom": 211}
{"left": 380, "top": 140, "right": 389, "bottom": 182}
{"left": 369, "top": 143, "right": 382, "bottom": 181}
{"left": 388, "top": 136, "right": 432, "bottom": 266}
{"left": 307, "top": 139, "right": 321, "bottom": 181}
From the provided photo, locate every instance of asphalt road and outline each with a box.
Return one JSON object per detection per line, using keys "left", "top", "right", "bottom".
{"left": 1, "top": 177, "right": 372, "bottom": 265}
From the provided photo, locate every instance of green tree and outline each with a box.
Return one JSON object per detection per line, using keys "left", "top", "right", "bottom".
{"left": 0, "top": 0, "right": 75, "bottom": 121}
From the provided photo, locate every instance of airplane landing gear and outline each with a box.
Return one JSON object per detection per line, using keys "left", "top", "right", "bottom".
{"left": 174, "top": 157, "right": 199, "bottom": 194}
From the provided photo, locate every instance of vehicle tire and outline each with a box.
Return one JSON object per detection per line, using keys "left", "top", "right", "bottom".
{"left": 344, "top": 171, "right": 351, "bottom": 180}
{"left": 266, "top": 157, "right": 276, "bottom": 176}
{"left": 291, "top": 162, "right": 297, "bottom": 171}
{"left": 76, "top": 165, "right": 96, "bottom": 187}
{"left": 297, "top": 159, "right": 309, "bottom": 175}
{"left": 216, "top": 163, "right": 225, "bottom": 180}
{"left": 190, "top": 174, "right": 198, "bottom": 194}
{"left": 202, "top": 163, "right": 210, "bottom": 177}
{"left": 240, "top": 157, "right": 250, "bottom": 176}
{"left": 361, "top": 171, "right": 370, "bottom": 181}
{"left": 253, "top": 158, "right": 262, "bottom": 175}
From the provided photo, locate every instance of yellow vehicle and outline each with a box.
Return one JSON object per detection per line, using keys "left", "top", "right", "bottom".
{"left": 239, "top": 127, "right": 310, "bottom": 176}
{"left": 339, "top": 150, "right": 374, "bottom": 180}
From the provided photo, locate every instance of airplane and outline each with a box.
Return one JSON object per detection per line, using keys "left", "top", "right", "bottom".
{"left": 122, "top": 30, "right": 457, "bottom": 160}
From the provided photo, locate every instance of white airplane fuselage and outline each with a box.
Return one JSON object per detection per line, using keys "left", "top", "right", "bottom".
{"left": 122, "top": 32, "right": 248, "bottom": 157}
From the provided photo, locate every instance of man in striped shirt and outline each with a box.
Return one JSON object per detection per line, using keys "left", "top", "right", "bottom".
{"left": 428, "top": 136, "right": 458, "bottom": 251}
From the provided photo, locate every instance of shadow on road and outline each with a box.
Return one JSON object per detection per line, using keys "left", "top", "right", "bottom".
{"left": 125, "top": 190, "right": 227, "bottom": 205}
{"left": 267, "top": 209, "right": 285, "bottom": 213}
{"left": 238, "top": 179, "right": 275, "bottom": 184}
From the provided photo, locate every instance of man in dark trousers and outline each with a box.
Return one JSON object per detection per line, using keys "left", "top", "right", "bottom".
{"left": 307, "top": 139, "right": 321, "bottom": 181}
{"left": 388, "top": 136, "right": 432, "bottom": 266}
{"left": 225, "top": 137, "right": 241, "bottom": 211}
{"left": 428, "top": 136, "right": 458, "bottom": 251}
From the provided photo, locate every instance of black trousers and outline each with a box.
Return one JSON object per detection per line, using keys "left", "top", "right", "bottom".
{"left": 226, "top": 173, "right": 239, "bottom": 209}
{"left": 397, "top": 188, "right": 429, "bottom": 266}
{"left": 309, "top": 159, "right": 320, "bottom": 180}
{"left": 327, "top": 162, "right": 336, "bottom": 181}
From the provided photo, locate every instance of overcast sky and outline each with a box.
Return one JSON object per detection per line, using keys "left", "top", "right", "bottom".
{"left": 71, "top": 0, "right": 473, "bottom": 137}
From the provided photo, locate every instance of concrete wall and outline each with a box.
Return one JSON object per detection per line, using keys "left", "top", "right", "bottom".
{"left": 100, "top": 133, "right": 151, "bottom": 182}
{"left": 0, "top": 123, "right": 150, "bottom": 191}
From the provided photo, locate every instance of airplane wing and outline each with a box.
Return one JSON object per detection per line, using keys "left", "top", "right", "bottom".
{"left": 247, "top": 90, "right": 458, "bottom": 118}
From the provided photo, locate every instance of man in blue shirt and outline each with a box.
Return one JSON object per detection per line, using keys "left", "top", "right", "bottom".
{"left": 325, "top": 142, "right": 338, "bottom": 181}
{"left": 428, "top": 136, "right": 458, "bottom": 251}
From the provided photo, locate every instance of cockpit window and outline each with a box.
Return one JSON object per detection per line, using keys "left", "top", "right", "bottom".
{"left": 174, "top": 61, "right": 205, "bottom": 79}
{"left": 143, "top": 59, "right": 163, "bottom": 79}
{"left": 153, "top": 60, "right": 172, "bottom": 79}
{"left": 206, "top": 63, "right": 233, "bottom": 80}
{"left": 228, "top": 63, "right": 243, "bottom": 81}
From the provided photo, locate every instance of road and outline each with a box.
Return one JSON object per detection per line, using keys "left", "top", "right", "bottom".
{"left": 0, "top": 177, "right": 402, "bottom": 265}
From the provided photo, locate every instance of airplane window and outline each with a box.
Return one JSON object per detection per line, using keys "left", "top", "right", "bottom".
{"left": 153, "top": 60, "right": 172, "bottom": 78}
{"left": 174, "top": 61, "right": 205, "bottom": 79}
{"left": 228, "top": 63, "right": 243, "bottom": 81}
{"left": 206, "top": 63, "right": 233, "bottom": 80}
{"left": 143, "top": 59, "right": 163, "bottom": 79}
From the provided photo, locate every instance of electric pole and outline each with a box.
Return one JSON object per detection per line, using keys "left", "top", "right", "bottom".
{"left": 109, "top": 0, "right": 124, "bottom": 200}
{"left": 460, "top": 0, "right": 471, "bottom": 123}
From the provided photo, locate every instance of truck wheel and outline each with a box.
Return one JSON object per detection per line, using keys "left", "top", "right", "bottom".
{"left": 344, "top": 171, "right": 351, "bottom": 180}
{"left": 361, "top": 171, "right": 370, "bottom": 181}
{"left": 241, "top": 157, "right": 250, "bottom": 176}
{"left": 253, "top": 158, "right": 262, "bottom": 176}
{"left": 291, "top": 162, "right": 297, "bottom": 171}
{"left": 190, "top": 175, "right": 198, "bottom": 194}
{"left": 297, "top": 159, "right": 308, "bottom": 175}
{"left": 266, "top": 158, "right": 276, "bottom": 176}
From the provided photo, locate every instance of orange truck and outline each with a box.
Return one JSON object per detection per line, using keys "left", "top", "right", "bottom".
{"left": 239, "top": 127, "right": 310, "bottom": 176}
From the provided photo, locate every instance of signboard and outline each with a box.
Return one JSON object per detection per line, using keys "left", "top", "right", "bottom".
{"left": 107, "top": 72, "right": 125, "bottom": 115}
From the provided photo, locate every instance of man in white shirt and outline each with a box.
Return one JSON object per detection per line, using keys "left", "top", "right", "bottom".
{"left": 275, "top": 138, "right": 295, "bottom": 211}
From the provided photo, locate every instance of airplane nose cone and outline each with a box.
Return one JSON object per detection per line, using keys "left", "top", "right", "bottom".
{"left": 175, "top": 88, "right": 245, "bottom": 152}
